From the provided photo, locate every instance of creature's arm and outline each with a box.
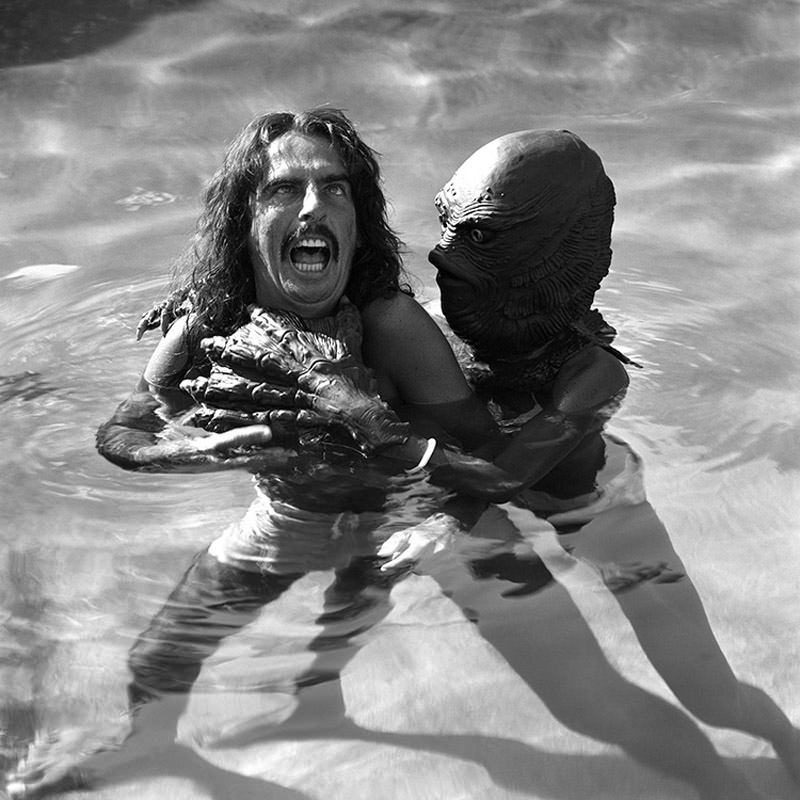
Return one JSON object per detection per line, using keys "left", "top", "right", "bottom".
{"left": 473, "top": 346, "right": 629, "bottom": 497}
{"left": 96, "top": 318, "right": 295, "bottom": 473}
{"left": 422, "top": 360, "right": 629, "bottom": 502}
{"left": 376, "top": 409, "right": 594, "bottom": 563}
{"left": 362, "top": 295, "right": 628, "bottom": 500}
{"left": 377, "top": 353, "right": 634, "bottom": 573}
{"left": 95, "top": 391, "right": 290, "bottom": 472}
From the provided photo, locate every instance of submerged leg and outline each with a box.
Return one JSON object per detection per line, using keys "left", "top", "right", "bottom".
{"left": 127, "top": 551, "right": 299, "bottom": 707}
{"left": 620, "top": 577, "right": 800, "bottom": 784}
{"left": 569, "top": 501, "right": 800, "bottom": 787}
{"left": 208, "top": 555, "right": 404, "bottom": 748}
{"left": 5, "top": 550, "right": 300, "bottom": 798}
{"left": 428, "top": 542, "right": 768, "bottom": 800}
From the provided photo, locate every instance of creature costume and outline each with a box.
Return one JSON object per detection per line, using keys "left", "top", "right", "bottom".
{"left": 432, "top": 129, "right": 636, "bottom": 366}
{"left": 430, "top": 128, "right": 642, "bottom": 514}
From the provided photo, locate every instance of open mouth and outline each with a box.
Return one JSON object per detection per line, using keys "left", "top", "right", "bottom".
{"left": 289, "top": 237, "right": 332, "bottom": 273}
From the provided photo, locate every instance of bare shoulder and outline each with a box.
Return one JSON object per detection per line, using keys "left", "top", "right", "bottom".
{"left": 142, "top": 314, "right": 192, "bottom": 390}
{"left": 551, "top": 345, "right": 630, "bottom": 414}
{"left": 361, "top": 291, "right": 435, "bottom": 333}
{"left": 361, "top": 291, "right": 452, "bottom": 356}
{"left": 360, "top": 292, "right": 472, "bottom": 405}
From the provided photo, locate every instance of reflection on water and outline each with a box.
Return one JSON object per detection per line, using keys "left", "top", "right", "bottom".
{"left": 0, "top": 1, "right": 799, "bottom": 798}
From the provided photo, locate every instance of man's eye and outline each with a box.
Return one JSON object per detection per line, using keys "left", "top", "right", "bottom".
{"left": 327, "top": 183, "right": 348, "bottom": 197}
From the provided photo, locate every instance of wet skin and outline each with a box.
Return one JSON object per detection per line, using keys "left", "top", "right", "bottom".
{"left": 248, "top": 132, "right": 358, "bottom": 319}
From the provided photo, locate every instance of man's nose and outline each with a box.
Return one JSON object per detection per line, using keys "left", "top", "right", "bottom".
{"left": 299, "top": 184, "right": 324, "bottom": 220}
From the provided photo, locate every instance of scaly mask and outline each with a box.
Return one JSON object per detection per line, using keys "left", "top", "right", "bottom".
{"left": 430, "top": 129, "right": 615, "bottom": 362}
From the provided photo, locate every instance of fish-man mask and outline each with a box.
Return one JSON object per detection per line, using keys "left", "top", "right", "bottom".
{"left": 430, "top": 129, "right": 615, "bottom": 363}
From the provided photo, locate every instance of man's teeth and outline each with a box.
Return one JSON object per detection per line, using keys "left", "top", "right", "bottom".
{"left": 290, "top": 237, "right": 331, "bottom": 272}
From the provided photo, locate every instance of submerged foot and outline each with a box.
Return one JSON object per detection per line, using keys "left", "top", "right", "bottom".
{"left": 5, "top": 722, "right": 131, "bottom": 799}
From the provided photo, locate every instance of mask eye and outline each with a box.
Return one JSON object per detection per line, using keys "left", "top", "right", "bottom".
{"left": 469, "top": 228, "right": 486, "bottom": 244}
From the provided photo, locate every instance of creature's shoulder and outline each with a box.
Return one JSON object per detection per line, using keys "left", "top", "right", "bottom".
{"left": 551, "top": 345, "right": 629, "bottom": 415}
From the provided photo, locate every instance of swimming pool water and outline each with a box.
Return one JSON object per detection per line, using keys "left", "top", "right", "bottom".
{"left": 0, "top": 2, "right": 798, "bottom": 798}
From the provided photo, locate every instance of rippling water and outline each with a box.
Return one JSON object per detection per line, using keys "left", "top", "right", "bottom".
{"left": 0, "top": 2, "right": 798, "bottom": 798}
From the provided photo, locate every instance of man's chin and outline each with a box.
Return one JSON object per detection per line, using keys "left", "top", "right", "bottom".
{"left": 289, "top": 259, "right": 329, "bottom": 275}
{"left": 284, "top": 288, "right": 345, "bottom": 318}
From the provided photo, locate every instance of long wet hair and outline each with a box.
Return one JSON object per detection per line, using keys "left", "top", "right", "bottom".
{"left": 172, "top": 107, "right": 408, "bottom": 337}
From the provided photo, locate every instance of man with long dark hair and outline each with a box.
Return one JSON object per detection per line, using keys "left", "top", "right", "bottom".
{"left": 5, "top": 107, "right": 518, "bottom": 799}
{"left": 162, "top": 108, "right": 408, "bottom": 336}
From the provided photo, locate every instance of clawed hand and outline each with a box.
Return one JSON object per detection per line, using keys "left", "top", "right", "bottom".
{"left": 180, "top": 305, "right": 409, "bottom": 455}
{"left": 135, "top": 293, "right": 190, "bottom": 340}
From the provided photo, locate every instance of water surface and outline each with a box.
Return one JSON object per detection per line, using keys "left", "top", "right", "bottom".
{"left": 1, "top": 2, "right": 798, "bottom": 798}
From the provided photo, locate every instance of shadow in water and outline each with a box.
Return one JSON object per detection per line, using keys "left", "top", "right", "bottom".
{"left": 192, "top": 531, "right": 798, "bottom": 800}
{"left": 204, "top": 717, "right": 794, "bottom": 800}
{"left": 0, "top": 0, "right": 206, "bottom": 67}
{"left": 0, "top": 373, "right": 55, "bottom": 404}
{"left": 4, "top": 542, "right": 797, "bottom": 799}
{"left": 97, "top": 723, "right": 651, "bottom": 800}
{"left": 83, "top": 740, "right": 316, "bottom": 800}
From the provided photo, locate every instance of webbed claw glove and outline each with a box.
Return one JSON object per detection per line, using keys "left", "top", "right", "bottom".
{"left": 181, "top": 303, "right": 410, "bottom": 454}
{"left": 136, "top": 292, "right": 191, "bottom": 340}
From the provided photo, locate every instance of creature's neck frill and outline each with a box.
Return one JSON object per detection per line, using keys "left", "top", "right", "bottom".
{"left": 465, "top": 309, "right": 640, "bottom": 394}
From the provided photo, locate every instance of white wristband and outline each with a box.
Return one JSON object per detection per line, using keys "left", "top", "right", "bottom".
{"left": 405, "top": 437, "right": 437, "bottom": 474}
